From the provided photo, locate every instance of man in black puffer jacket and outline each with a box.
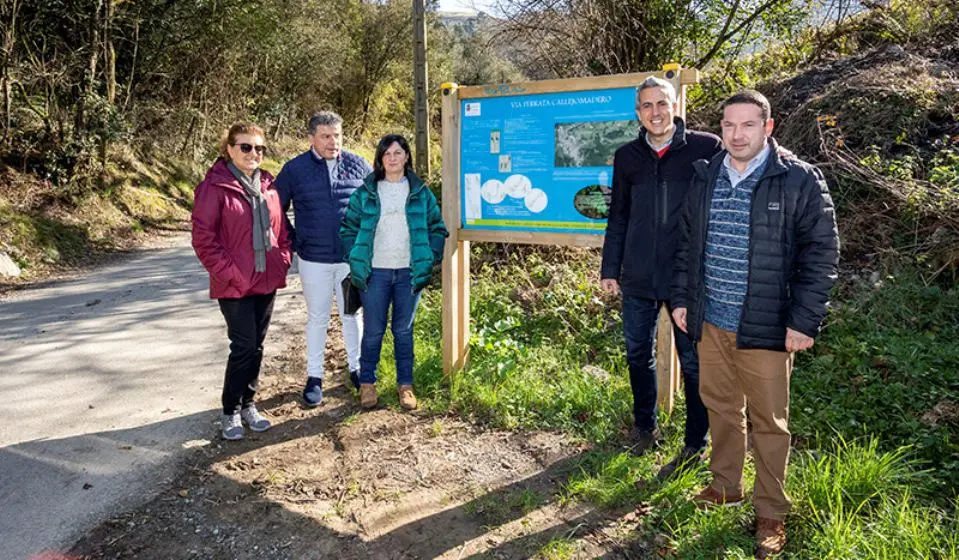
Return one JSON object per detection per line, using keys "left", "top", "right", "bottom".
{"left": 671, "top": 90, "right": 839, "bottom": 559}
{"left": 600, "top": 77, "right": 722, "bottom": 476}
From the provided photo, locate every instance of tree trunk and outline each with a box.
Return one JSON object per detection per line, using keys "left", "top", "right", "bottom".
{"left": 75, "top": 0, "right": 103, "bottom": 138}
{"left": 123, "top": 14, "right": 140, "bottom": 112}
{"left": 100, "top": 0, "right": 114, "bottom": 188}
{"left": 1, "top": 59, "right": 10, "bottom": 148}
{"left": 104, "top": 0, "right": 116, "bottom": 104}
{"left": 1, "top": 0, "right": 22, "bottom": 147}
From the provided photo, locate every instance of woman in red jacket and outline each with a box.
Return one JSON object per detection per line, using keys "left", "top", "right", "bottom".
{"left": 191, "top": 123, "right": 292, "bottom": 440}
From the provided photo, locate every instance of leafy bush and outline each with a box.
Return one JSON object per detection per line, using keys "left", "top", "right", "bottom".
{"left": 792, "top": 270, "right": 959, "bottom": 498}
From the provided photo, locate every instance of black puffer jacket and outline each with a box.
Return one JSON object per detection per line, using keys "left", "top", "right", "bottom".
{"left": 671, "top": 139, "right": 840, "bottom": 350}
{"left": 601, "top": 118, "right": 722, "bottom": 300}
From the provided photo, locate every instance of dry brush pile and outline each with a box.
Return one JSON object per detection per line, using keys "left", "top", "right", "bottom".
{"left": 767, "top": 42, "right": 959, "bottom": 275}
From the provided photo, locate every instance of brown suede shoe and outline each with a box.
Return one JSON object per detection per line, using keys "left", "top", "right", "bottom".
{"left": 754, "top": 517, "right": 786, "bottom": 559}
{"left": 359, "top": 383, "right": 377, "bottom": 409}
{"left": 398, "top": 385, "right": 417, "bottom": 410}
{"left": 692, "top": 486, "right": 744, "bottom": 509}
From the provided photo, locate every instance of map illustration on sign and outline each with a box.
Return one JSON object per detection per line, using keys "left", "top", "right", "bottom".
{"left": 554, "top": 120, "right": 636, "bottom": 168}
{"left": 459, "top": 87, "right": 638, "bottom": 234}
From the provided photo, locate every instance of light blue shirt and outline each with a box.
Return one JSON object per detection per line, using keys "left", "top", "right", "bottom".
{"left": 723, "top": 144, "right": 770, "bottom": 190}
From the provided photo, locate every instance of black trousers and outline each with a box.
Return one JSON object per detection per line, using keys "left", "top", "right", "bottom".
{"left": 218, "top": 292, "right": 276, "bottom": 415}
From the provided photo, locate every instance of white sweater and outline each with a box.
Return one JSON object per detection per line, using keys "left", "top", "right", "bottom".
{"left": 372, "top": 178, "right": 411, "bottom": 269}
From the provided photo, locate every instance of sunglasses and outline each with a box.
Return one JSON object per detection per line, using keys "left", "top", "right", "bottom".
{"left": 233, "top": 143, "right": 267, "bottom": 155}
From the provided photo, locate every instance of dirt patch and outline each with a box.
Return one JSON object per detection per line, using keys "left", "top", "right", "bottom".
{"left": 921, "top": 399, "right": 959, "bottom": 426}
{"left": 68, "top": 291, "right": 635, "bottom": 559}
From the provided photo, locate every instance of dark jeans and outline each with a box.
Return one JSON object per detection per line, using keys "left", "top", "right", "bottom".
{"left": 358, "top": 268, "right": 422, "bottom": 386}
{"left": 622, "top": 295, "right": 709, "bottom": 450}
{"left": 218, "top": 292, "right": 276, "bottom": 415}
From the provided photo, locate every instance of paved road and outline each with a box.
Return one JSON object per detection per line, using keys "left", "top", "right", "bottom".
{"left": 0, "top": 233, "right": 299, "bottom": 560}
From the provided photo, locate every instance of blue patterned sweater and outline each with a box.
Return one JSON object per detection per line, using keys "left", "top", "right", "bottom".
{"left": 703, "top": 152, "right": 769, "bottom": 332}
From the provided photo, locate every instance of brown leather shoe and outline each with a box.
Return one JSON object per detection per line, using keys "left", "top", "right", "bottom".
{"left": 359, "top": 383, "right": 377, "bottom": 409}
{"left": 692, "top": 486, "right": 744, "bottom": 509}
{"left": 754, "top": 517, "right": 786, "bottom": 559}
{"left": 398, "top": 385, "right": 417, "bottom": 410}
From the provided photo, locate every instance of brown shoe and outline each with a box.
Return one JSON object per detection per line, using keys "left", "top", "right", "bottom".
{"left": 692, "top": 486, "right": 744, "bottom": 509}
{"left": 754, "top": 517, "right": 786, "bottom": 558}
{"left": 359, "top": 383, "right": 377, "bottom": 409}
{"left": 398, "top": 385, "right": 417, "bottom": 410}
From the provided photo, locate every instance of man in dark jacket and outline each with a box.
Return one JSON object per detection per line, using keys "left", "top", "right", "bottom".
{"left": 671, "top": 90, "right": 839, "bottom": 559}
{"left": 600, "top": 76, "right": 723, "bottom": 476}
{"left": 275, "top": 112, "right": 373, "bottom": 406}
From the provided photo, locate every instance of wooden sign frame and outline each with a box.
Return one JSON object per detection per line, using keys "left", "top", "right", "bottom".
{"left": 441, "top": 66, "right": 699, "bottom": 412}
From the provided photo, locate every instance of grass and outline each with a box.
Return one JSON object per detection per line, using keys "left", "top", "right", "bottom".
{"left": 377, "top": 244, "right": 959, "bottom": 558}
{"left": 465, "top": 487, "right": 547, "bottom": 525}
{"left": 792, "top": 271, "right": 959, "bottom": 497}
{"left": 788, "top": 438, "right": 959, "bottom": 559}
{"left": 533, "top": 538, "right": 577, "bottom": 559}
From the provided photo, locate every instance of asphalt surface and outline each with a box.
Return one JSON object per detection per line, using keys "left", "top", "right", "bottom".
{"left": 0, "top": 233, "right": 299, "bottom": 560}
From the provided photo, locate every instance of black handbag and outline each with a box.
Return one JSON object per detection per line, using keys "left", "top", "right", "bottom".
{"left": 341, "top": 273, "right": 362, "bottom": 315}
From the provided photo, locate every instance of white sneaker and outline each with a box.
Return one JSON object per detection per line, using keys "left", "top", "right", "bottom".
{"left": 221, "top": 413, "right": 244, "bottom": 440}
{"left": 240, "top": 405, "right": 271, "bottom": 432}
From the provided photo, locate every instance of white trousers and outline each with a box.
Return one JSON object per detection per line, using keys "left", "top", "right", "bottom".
{"left": 299, "top": 258, "right": 362, "bottom": 379}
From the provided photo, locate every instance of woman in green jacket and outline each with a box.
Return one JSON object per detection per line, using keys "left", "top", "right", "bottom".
{"left": 340, "top": 134, "right": 448, "bottom": 410}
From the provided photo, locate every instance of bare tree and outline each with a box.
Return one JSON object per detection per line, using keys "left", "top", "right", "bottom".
{"left": 489, "top": 0, "right": 810, "bottom": 78}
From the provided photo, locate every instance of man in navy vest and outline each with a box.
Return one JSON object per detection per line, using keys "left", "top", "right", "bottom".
{"left": 276, "top": 112, "right": 372, "bottom": 406}
{"left": 600, "top": 77, "right": 722, "bottom": 478}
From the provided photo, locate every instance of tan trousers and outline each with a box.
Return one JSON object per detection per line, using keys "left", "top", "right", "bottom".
{"left": 698, "top": 322, "right": 794, "bottom": 520}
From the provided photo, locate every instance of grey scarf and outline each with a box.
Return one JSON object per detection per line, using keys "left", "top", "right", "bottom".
{"left": 227, "top": 162, "right": 273, "bottom": 272}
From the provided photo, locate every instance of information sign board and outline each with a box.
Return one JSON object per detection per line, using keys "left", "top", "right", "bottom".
{"left": 459, "top": 87, "right": 637, "bottom": 234}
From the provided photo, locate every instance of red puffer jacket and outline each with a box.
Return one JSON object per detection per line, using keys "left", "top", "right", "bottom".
{"left": 191, "top": 159, "right": 292, "bottom": 299}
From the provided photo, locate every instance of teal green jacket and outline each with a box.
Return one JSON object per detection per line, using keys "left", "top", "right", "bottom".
{"left": 340, "top": 170, "right": 449, "bottom": 291}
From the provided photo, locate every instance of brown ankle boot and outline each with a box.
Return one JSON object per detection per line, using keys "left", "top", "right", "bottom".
{"left": 359, "top": 383, "right": 377, "bottom": 409}
{"left": 397, "top": 385, "right": 417, "bottom": 410}
{"left": 754, "top": 517, "right": 786, "bottom": 558}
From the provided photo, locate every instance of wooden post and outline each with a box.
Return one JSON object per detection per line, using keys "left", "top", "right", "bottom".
{"left": 441, "top": 84, "right": 469, "bottom": 374}
{"left": 656, "top": 306, "right": 681, "bottom": 412}
{"left": 412, "top": 0, "right": 430, "bottom": 177}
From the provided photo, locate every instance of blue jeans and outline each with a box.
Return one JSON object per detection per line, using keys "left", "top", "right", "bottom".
{"left": 358, "top": 268, "right": 422, "bottom": 386}
{"left": 622, "top": 295, "right": 709, "bottom": 450}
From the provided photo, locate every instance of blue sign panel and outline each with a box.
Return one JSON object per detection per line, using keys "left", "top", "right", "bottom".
{"left": 460, "top": 87, "right": 639, "bottom": 234}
